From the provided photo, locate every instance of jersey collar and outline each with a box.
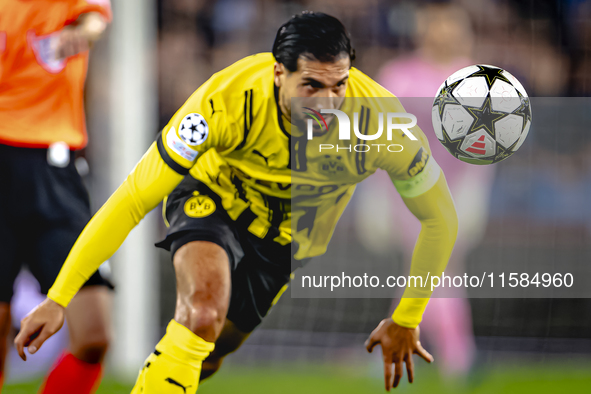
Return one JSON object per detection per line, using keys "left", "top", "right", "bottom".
{"left": 273, "top": 84, "right": 291, "bottom": 137}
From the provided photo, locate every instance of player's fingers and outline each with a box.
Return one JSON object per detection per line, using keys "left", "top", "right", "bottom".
{"left": 57, "top": 31, "right": 71, "bottom": 58}
{"left": 70, "top": 37, "right": 80, "bottom": 56}
{"left": 405, "top": 353, "right": 414, "bottom": 383}
{"left": 59, "top": 41, "right": 72, "bottom": 59}
{"left": 393, "top": 359, "right": 403, "bottom": 388}
{"left": 61, "top": 32, "right": 81, "bottom": 58}
{"left": 80, "top": 35, "right": 90, "bottom": 52}
{"left": 27, "top": 325, "right": 56, "bottom": 355}
{"left": 67, "top": 37, "right": 79, "bottom": 57}
{"left": 14, "top": 321, "right": 41, "bottom": 361}
{"left": 73, "top": 35, "right": 87, "bottom": 55}
{"left": 383, "top": 356, "right": 393, "bottom": 391}
{"left": 14, "top": 331, "right": 27, "bottom": 361}
{"left": 365, "top": 334, "right": 380, "bottom": 353}
{"left": 414, "top": 341, "right": 434, "bottom": 363}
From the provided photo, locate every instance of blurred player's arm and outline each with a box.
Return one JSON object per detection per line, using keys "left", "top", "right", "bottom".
{"left": 367, "top": 117, "right": 457, "bottom": 389}
{"left": 391, "top": 158, "right": 458, "bottom": 327}
{"left": 375, "top": 110, "right": 458, "bottom": 327}
{"left": 366, "top": 160, "right": 457, "bottom": 390}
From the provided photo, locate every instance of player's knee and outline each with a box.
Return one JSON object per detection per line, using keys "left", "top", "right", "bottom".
{"left": 73, "top": 339, "right": 110, "bottom": 364}
{"left": 187, "top": 304, "right": 224, "bottom": 341}
{"left": 72, "top": 328, "right": 111, "bottom": 364}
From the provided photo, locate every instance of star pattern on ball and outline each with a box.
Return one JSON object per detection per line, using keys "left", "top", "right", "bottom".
{"left": 466, "top": 97, "right": 507, "bottom": 137}
{"left": 469, "top": 65, "right": 511, "bottom": 89}
{"left": 432, "top": 65, "right": 531, "bottom": 164}
{"left": 435, "top": 81, "right": 460, "bottom": 115}
{"left": 494, "top": 144, "right": 512, "bottom": 162}
{"left": 440, "top": 126, "right": 464, "bottom": 155}
{"left": 513, "top": 96, "right": 532, "bottom": 129}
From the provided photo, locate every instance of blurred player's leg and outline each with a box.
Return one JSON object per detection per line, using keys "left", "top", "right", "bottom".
{"left": 200, "top": 319, "right": 250, "bottom": 381}
{"left": 131, "top": 241, "right": 230, "bottom": 394}
{"left": 0, "top": 303, "right": 10, "bottom": 390}
{"left": 39, "top": 286, "right": 112, "bottom": 394}
{"left": 66, "top": 287, "right": 112, "bottom": 363}
{"left": 26, "top": 153, "right": 114, "bottom": 394}
{"left": 0, "top": 148, "right": 19, "bottom": 391}
{"left": 421, "top": 296, "right": 476, "bottom": 377}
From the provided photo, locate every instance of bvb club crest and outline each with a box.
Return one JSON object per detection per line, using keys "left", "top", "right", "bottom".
{"left": 319, "top": 155, "right": 344, "bottom": 175}
{"left": 184, "top": 192, "right": 216, "bottom": 218}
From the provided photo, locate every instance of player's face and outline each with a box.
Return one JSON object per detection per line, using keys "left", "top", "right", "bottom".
{"left": 275, "top": 54, "right": 350, "bottom": 125}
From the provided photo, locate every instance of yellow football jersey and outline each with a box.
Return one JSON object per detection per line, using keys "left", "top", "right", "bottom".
{"left": 48, "top": 52, "right": 455, "bottom": 329}
{"left": 159, "top": 53, "right": 437, "bottom": 259}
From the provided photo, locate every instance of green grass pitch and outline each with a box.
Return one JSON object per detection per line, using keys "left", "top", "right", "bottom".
{"left": 3, "top": 361, "right": 591, "bottom": 394}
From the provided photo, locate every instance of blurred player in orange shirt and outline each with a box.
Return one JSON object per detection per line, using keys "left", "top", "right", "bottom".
{"left": 0, "top": 1, "right": 112, "bottom": 393}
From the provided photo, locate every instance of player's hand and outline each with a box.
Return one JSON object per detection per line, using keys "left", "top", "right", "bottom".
{"left": 54, "top": 13, "right": 107, "bottom": 60}
{"left": 54, "top": 25, "right": 90, "bottom": 59}
{"left": 14, "top": 298, "right": 65, "bottom": 361}
{"left": 365, "top": 318, "right": 433, "bottom": 391}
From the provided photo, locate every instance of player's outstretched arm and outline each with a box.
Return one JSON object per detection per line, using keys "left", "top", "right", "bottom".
{"left": 367, "top": 159, "right": 458, "bottom": 389}
{"left": 392, "top": 164, "right": 458, "bottom": 327}
{"left": 15, "top": 143, "right": 184, "bottom": 360}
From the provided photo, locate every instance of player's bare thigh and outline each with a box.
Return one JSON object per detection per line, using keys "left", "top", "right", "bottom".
{"left": 173, "top": 240, "right": 231, "bottom": 343}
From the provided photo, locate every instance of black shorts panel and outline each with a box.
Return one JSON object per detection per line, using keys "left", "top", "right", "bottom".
{"left": 157, "top": 176, "right": 291, "bottom": 332}
{"left": 0, "top": 144, "right": 113, "bottom": 303}
{"left": 156, "top": 176, "right": 245, "bottom": 268}
{"left": 226, "top": 240, "right": 291, "bottom": 332}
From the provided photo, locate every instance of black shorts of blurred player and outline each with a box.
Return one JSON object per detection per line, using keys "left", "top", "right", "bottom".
{"left": 0, "top": 144, "right": 114, "bottom": 371}
{"left": 156, "top": 176, "right": 296, "bottom": 380}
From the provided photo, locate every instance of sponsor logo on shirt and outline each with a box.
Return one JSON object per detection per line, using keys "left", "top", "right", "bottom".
{"left": 166, "top": 126, "right": 199, "bottom": 162}
{"left": 28, "top": 31, "right": 65, "bottom": 73}
{"left": 407, "top": 147, "right": 430, "bottom": 177}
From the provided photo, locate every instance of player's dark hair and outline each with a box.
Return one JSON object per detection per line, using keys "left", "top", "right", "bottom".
{"left": 272, "top": 11, "right": 355, "bottom": 72}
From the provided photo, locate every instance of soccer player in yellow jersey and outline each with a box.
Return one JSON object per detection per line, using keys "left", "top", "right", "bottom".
{"left": 15, "top": 12, "right": 458, "bottom": 392}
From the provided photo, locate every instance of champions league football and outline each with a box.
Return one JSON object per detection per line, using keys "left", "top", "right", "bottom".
{"left": 432, "top": 64, "right": 532, "bottom": 165}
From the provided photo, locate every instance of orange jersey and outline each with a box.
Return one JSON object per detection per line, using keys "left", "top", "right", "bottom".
{"left": 0, "top": 0, "right": 112, "bottom": 149}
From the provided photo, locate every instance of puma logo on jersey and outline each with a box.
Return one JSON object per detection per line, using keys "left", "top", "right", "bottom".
{"left": 209, "top": 99, "right": 220, "bottom": 116}
{"left": 165, "top": 377, "right": 192, "bottom": 393}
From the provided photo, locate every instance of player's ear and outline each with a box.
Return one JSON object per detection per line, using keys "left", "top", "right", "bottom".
{"left": 274, "top": 62, "right": 285, "bottom": 87}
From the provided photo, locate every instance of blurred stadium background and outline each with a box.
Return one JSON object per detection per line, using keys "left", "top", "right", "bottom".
{"left": 4, "top": 0, "right": 591, "bottom": 392}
